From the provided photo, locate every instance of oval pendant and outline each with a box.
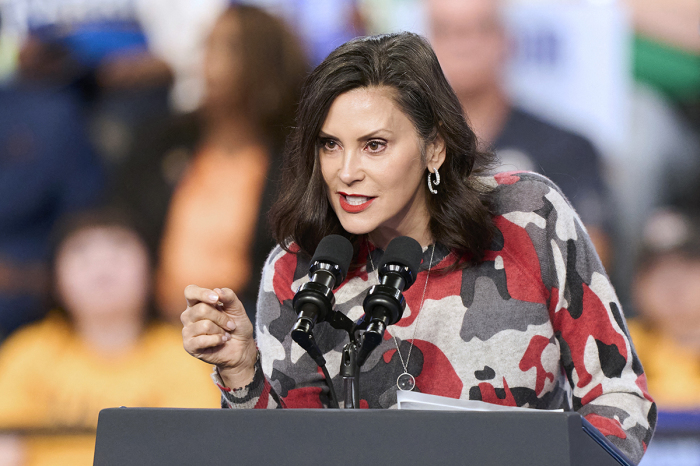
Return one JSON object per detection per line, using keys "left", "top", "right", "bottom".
{"left": 397, "top": 372, "right": 416, "bottom": 391}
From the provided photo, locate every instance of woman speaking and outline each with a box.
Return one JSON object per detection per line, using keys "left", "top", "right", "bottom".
{"left": 181, "top": 32, "right": 655, "bottom": 464}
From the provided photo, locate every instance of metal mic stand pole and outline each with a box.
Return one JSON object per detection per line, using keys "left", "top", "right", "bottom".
{"left": 325, "top": 310, "right": 363, "bottom": 409}
{"left": 340, "top": 342, "right": 360, "bottom": 409}
{"left": 336, "top": 315, "right": 383, "bottom": 409}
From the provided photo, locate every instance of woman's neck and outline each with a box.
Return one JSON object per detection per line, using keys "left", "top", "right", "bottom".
{"left": 368, "top": 195, "right": 434, "bottom": 250}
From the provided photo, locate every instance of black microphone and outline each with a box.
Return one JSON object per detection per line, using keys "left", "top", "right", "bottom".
{"left": 357, "top": 236, "right": 423, "bottom": 366}
{"left": 291, "top": 234, "right": 353, "bottom": 365}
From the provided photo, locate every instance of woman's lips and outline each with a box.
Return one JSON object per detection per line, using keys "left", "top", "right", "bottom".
{"left": 339, "top": 193, "right": 375, "bottom": 213}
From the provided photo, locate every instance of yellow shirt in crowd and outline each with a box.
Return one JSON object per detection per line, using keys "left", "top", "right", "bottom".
{"left": 0, "top": 312, "right": 220, "bottom": 465}
{"left": 628, "top": 319, "right": 700, "bottom": 410}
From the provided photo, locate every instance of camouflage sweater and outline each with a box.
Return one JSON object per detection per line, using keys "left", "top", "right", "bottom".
{"left": 214, "top": 172, "right": 656, "bottom": 464}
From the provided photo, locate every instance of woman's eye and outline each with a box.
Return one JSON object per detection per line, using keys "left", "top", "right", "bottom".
{"left": 366, "top": 140, "right": 385, "bottom": 152}
{"left": 322, "top": 140, "right": 338, "bottom": 151}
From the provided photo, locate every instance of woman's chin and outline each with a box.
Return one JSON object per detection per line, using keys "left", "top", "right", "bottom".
{"left": 337, "top": 220, "right": 374, "bottom": 237}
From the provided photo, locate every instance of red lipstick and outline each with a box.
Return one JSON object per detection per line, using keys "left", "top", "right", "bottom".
{"left": 339, "top": 193, "right": 375, "bottom": 213}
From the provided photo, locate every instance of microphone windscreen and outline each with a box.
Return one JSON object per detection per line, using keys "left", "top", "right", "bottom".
{"left": 311, "top": 234, "right": 354, "bottom": 280}
{"left": 379, "top": 236, "right": 423, "bottom": 279}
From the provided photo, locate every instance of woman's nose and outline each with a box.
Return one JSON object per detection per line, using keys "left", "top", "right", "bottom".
{"left": 338, "top": 151, "right": 364, "bottom": 185}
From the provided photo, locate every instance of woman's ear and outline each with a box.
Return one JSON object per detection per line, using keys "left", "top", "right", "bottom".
{"left": 427, "top": 135, "right": 446, "bottom": 172}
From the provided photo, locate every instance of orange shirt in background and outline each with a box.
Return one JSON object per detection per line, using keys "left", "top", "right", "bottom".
{"left": 156, "top": 145, "right": 270, "bottom": 319}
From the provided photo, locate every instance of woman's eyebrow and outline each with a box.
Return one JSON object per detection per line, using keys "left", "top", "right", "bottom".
{"left": 357, "top": 129, "right": 393, "bottom": 140}
{"left": 318, "top": 129, "right": 393, "bottom": 141}
{"left": 318, "top": 131, "right": 338, "bottom": 140}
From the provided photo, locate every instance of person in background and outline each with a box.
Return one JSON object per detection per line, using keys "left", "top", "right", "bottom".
{"left": 0, "top": 209, "right": 220, "bottom": 466}
{"left": 121, "top": 4, "right": 308, "bottom": 323}
{"left": 629, "top": 209, "right": 700, "bottom": 410}
{"left": 426, "top": 0, "right": 613, "bottom": 268}
{"left": 0, "top": 77, "right": 103, "bottom": 341}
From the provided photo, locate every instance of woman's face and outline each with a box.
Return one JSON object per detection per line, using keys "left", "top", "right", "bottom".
{"left": 319, "top": 86, "right": 444, "bottom": 248}
{"left": 56, "top": 226, "right": 150, "bottom": 322}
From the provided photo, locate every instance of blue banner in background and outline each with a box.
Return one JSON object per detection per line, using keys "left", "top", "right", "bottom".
{"left": 1, "top": 0, "right": 147, "bottom": 68}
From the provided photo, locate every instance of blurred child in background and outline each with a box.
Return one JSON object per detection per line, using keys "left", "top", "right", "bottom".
{"left": 629, "top": 209, "right": 700, "bottom": 410}
{"left": 0, "top": 209, "right": 219, "bottom": 466}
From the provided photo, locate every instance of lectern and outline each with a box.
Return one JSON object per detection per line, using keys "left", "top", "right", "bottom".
{"left": 93, "top": 408, "right": 633, "bottom": 466}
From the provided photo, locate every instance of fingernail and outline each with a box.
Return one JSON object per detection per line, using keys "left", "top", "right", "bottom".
{"left": 226, "top": 320, "right": 236, "bottom": 330}
{"left": 208, "top": 293, "right": 218, "bottom": 302}
{"left": 222, "top": 333, "right": 230, "bottom": 342}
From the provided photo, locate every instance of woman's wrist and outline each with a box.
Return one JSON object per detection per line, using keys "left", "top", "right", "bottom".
{"left": 218, "top": 347, "right": 259, "bottom": 390}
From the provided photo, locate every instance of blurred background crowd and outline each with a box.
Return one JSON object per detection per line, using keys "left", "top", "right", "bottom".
{"left": 0, "top": 0, "right": 697, "bottom": 464}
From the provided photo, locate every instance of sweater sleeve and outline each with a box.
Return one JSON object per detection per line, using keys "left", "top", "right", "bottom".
{"left": 214, "top": 245, "right": 335, "bottom": 409}
{"left": 514, "top": 173, "right": 656, "bottom": 464}
{"left": 213, "top": 354, "right": 285, "bottom": 409}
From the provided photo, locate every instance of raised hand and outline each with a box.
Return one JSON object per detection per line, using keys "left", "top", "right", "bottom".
{"left": 181, "top": 285, "right": 258, "bottom": 389}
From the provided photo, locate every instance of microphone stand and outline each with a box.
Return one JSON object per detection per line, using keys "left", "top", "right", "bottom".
{"left": 294, "top": 301, "right": 368, "bottom": 409}
{"left": 326, "top": 312, "right": 379, "bottom": 409}
{"left": 340, "top": 342, "right": 360, "bottom": 409}
{"left": 320, "top": 270, "right": 415, "bottom": 408}
{"left": 325, "top": 311, "right": 367, "bottom": 409}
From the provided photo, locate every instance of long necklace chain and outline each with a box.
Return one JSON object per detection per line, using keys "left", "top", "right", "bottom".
{"left": 367, "top": 240, "right": 435, "bottom": 391}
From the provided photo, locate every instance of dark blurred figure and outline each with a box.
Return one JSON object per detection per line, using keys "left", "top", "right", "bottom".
{"left": 112, "top": 5, "right": 308, "bottom": 323}
{"left": 0, "top": 38, "right": 104, "bottom": 340}
{"left": 0, "top": 209, "right": 219, "bottom": 466}
{"left": 0, "top": 10, "right": 107, "bottom": 340}
{"left": 427, "top": 0, "right": 613, "bottom": 269}
{"left": 629, "top": 209, "right": 700, "bottom": 410}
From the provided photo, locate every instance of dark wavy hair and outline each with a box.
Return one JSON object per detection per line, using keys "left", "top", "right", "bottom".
{"left": 269, "top": 32, "right": 497, "bottom": 266}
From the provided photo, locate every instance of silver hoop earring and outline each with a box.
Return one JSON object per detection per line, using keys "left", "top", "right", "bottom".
{"left": 427, "top": 167, "right": 440, "bottom": 194}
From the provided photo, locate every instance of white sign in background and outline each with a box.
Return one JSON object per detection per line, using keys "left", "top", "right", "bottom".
{"left": 502, "top": 3, "right": 632, "bottom": 160}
